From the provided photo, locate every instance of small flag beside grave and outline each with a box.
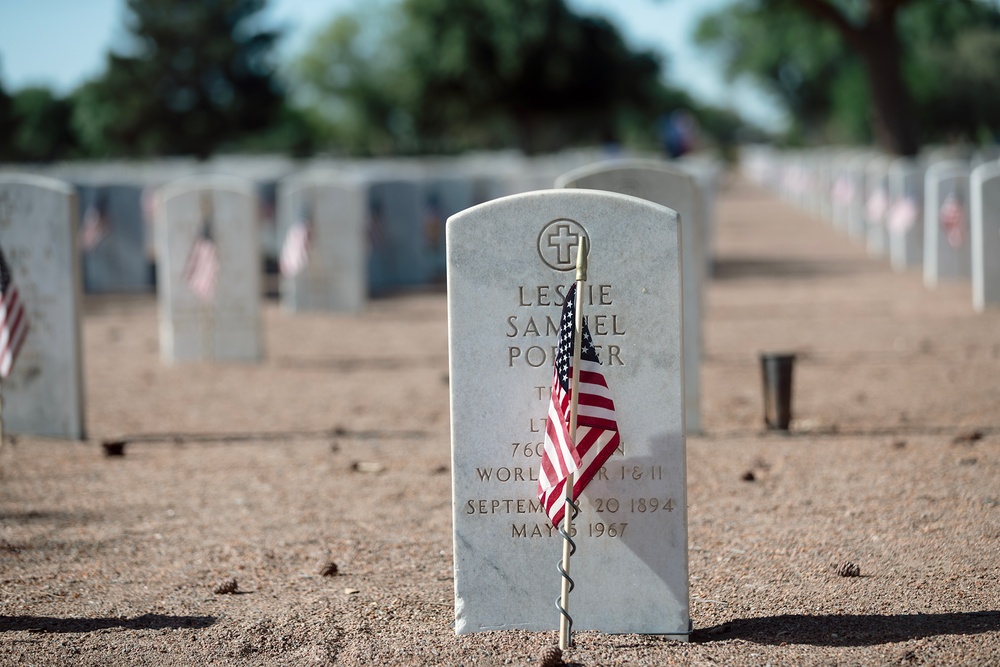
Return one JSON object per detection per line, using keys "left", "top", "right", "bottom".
{"left": 183, "top": 223, "right": 220, "bottom": 303}
{"left": 279, "top": 207, "right": 312, "bottom": 278}
{"left": 939, "top": 192, "right": 966, "bottom": 248}
{"left": 80, "top": 198, "right": 110, "bottom": 253}
{"left": 0, "top": 246, "right": 29, "bottom": 378}
{"left": 539, "top": 283, "right": 620, "bottom": 527}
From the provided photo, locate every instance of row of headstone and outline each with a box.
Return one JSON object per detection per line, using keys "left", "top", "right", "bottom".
{"left": 742, "top": 145, "right": 1000, "bottom": 312}
{"left": 2, "top": 165, "right": 705, "bottom": 637}
{"left": 0, "top": 150, "right": 719, "bottom": 438}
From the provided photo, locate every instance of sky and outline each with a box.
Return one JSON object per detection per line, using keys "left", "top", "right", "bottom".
{"left": 0, "top": 0, "right": 784, "bottom": 130}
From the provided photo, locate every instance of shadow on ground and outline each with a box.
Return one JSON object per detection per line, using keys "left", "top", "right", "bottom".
{"left": 0, "top": 614, "right": 216, "bottom": 633}
{"left": 695, "top": 611, "right": 1000, "bottom": 646}
{"left": 712, "top": 257, "right": 878, "bottom": 281}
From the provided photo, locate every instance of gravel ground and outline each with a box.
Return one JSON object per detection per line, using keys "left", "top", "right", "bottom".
{"left": 1, "top": 176, "right": 998, "bottom": 666}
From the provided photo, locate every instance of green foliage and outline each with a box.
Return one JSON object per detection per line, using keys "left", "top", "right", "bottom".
{"left": 696, "top": 0, "right": 1000, "bottom": 149}
{"left": 7, "top": 87, "right": 78, "bottom": 161}
{"left": 292, "top": 0, "right": 693, "bottom": 155}
{"left": 73, "top": 0, "right": 285, "bottom": 159}
{"left": 695, "top": 2, "right": 864, "bottom": 143}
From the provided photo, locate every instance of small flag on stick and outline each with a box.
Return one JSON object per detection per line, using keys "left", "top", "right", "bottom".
{"left": 0, "top": 246, "right": 29, "bottom": 378}
{"left": 80, "top": 197, "right": 110, "bottom": 252}
{"left": 184, "top": 221, "right": 220, "bottom": 303}
{"left": 939, "top": 192, "right": 966, "bottom": 248}
{"left": 538, "top": 283, "right": 621, "bottom": 526}
{"left": 886, "top": 195, "right": 919, "bottom": 234}
{"left": 280, "top": 206, "right": 312, "bottom": 278}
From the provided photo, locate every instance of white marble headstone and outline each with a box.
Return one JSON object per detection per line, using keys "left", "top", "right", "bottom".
{"left": 78, "top": 185, "right": 152, "bottom": 293}
{"left": 366, "top": 179, "right": 424, "bottom": 294}
{"left": 0, "top": 175, "right": 86, "bottom": 439}
{"left": 971, "top": 162, "right": 1000, "bottom": 312}
{"left": 448, "top": 189, "right": 689, "bottom": 638}
{"left": 155, "top": 175, "right": 262, "bottom": 363}
{"left": 887, "top": 158, "right": 924, "bottom": 272}
{"left": 277, "top": 171, "right": 367, "bottom": 313}
{"left": 923, "top": 160, "right": 972, "bottom": 287}
{"left": 863, "top": 157, "right": 891, "bottom": 258}
{"left": 555, "top": 159, "right": 703, "bottom": 434}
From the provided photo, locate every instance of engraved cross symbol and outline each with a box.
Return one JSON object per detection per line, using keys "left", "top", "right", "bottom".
{"left": 547, "top": 224, "right": 579, "bottom": 265}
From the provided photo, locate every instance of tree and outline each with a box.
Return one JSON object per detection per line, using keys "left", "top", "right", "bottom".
{"left": 698, "top": 0, "right": 1000, "bottom": 155}
{"left": 73, "top": 0, "right": 284, "bottom": 158}
{"left": 8, "top": 87, "right": 78, "bottom": 161}
{"left": 292, "top": 0, "right": 671, "bottom": 155}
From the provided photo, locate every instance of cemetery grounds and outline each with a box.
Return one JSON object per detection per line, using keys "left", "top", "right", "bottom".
{"left": 1, "top": 176, "right": 998, "bottom": 665}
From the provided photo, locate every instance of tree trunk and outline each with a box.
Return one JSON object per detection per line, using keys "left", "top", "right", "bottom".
{"left": 789, "top": 0, "right": 921, "bottom": 156}
{"left": 857, "top": 17, "right": 920, "bottom": 156}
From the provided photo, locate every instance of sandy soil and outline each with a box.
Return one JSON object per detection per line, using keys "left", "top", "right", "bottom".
{"left": 1, "top": 176, "right": 998, "bottom": 666}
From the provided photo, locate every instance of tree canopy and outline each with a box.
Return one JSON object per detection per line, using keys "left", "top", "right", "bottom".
{"left": 291, "top": 0, "right": 703, "bottom": 155}
{"left": 696, "top": 0, "right": 1000, "bottom": 154}
{"left": 72, "top": 0, "right": 285, "bottom": 159}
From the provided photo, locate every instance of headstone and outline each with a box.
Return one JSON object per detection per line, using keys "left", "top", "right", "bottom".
{"left": 923, "top": 160, "right": 972, "bottom": 287}
{"left": 555, "top": 158, "right": 703, "bottom": 434}
{"left": 971, "top": 162, "right": 1000, "bottom": 312}
{"left": 844, "top": 155, "right": 870, "bottom": 242}
{"left": 830, "top": 158, "right": 860, "bottom": 233}
{"left": 154, "top": 175, "right": 262, "bottom": 363}
{"left": 277, "top": 171, "right": 367, "bottom": 313}
{"left": 366, "top": 178, "right": 424, "bottom": 295}
{"left": 78, "top": 184, "right": 153, "bottom": 293}
{"left": 448, "top": 189, "right": 689, "bottom": 637}
{"left": 0, "top": 175, "right": 86, "bottom": 439}
{"left": 863, "top": 157, "right": 891, "bottom": 258}
{"left": 422, "top": 175, "right": 474, "bottom": 283}
{"left": 886, "top": 158, "right": 924, "bottom": 272}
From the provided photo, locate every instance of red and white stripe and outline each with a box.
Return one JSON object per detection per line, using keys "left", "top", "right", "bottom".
{"left": 538, "top": 283, "right": 621, "bottom": 527}
{"left": 539, "top": 359, "right": 620, "bottom": 526}
{"left": 183, "top": 237, "right": 220, "bottom": 303}
{"left": 0, "top": 253, "right": 29, "bottom": 379}
{"left": 939, "top": 193, "right": 965, "bottom": 248}
{"left": 279, "top": 220, "right": 311, "bottom": 278}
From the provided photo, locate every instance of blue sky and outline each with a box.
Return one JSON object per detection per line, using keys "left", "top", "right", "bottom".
{"left": 0, "top": 0, "right": 784, "bottom": 129}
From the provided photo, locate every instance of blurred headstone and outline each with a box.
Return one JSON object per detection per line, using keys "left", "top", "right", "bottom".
{"left": 154, "top": 175, "right": 262, "bottom": 363}
{"left": 887, "top": 158, "right": 925, "bottom": 272}
{"left": 971, "top": 162, "right": 1000, "bottom": 312}
{"left": 555, "top": 158, "right": 704, "bottom": 434}
{"left": 277, "top": 171, "right": 367, "bottom": 313}
{"left": 0, "top": 175, "right": 86, "bottom": 438}
{"left": 923, "top": 160, "right": 972, "bottom": 287}
{"left": 78, "top": 185, "right": 153, "bottom": 293}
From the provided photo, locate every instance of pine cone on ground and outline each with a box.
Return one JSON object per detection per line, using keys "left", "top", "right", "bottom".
{"left": 214, "top": 578, "right": 238, "bottom": 594}
{"left": 539, "top": 644, "right": 563, "bottom": 667}
{"left": 837, "top": 561, "right": 861, "bottom": 577}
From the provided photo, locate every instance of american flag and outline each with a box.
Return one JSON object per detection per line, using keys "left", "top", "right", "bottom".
{"left": 538, "top": 283, "right": 621, "bottom": 527}
{"left": 279, "top": 207, "right": 312, "bottom": 278}
{"left": 939, "top": 192, "right": 966, "bottom": 248}
{"left": 0, "top": 245, "right": 29, "bottom": 379}
{"left": 886, "top": 195, "right": 920, "bottom": 234}
{"left": 831, "top": 176, "right": 855, "bottom": 207}
{"left": 183, "top": 222, "right": 220, "bottom": 303}
{"left": 80, "top": 197, "right": 110, "bottom": 252}
{"left": 866, "top": 186, "right": 889, "bottom": 223}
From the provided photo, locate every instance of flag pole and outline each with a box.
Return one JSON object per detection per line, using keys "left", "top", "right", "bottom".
{"left": 0, "top": 378, "right": 5, "bottom": 451}
{"left": 558, "top": 235, "right": 588, "bottom": 651}
{"left": 199, "top": 191, "right": 213, "bottom": 360}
